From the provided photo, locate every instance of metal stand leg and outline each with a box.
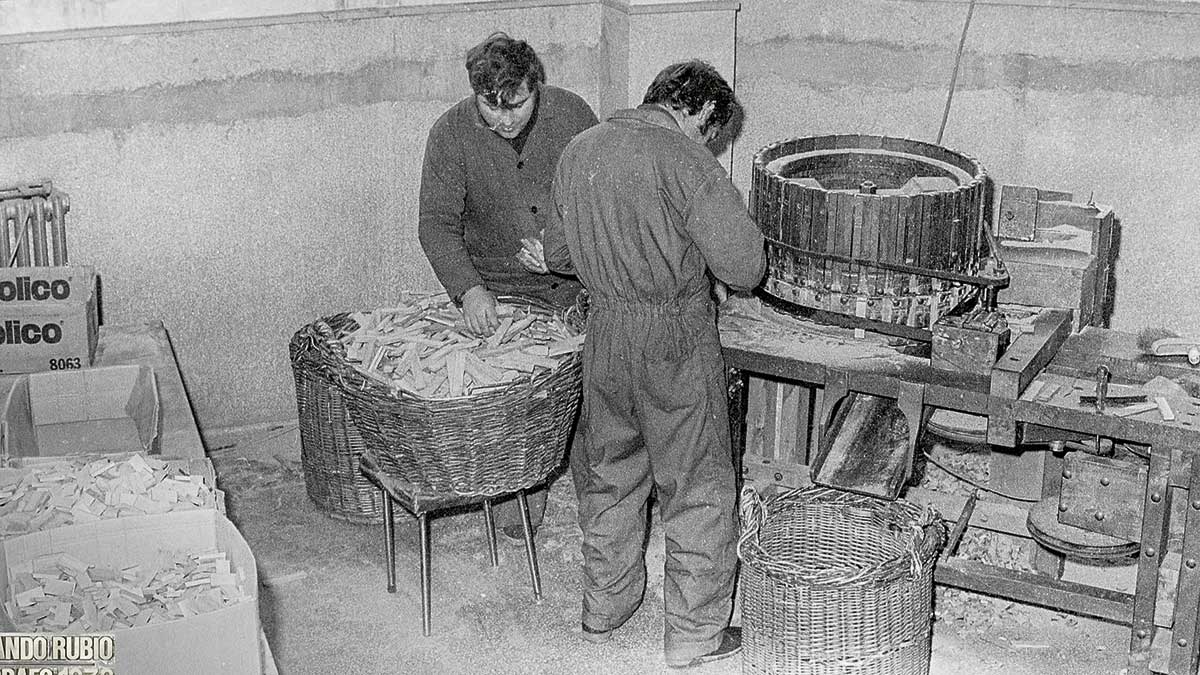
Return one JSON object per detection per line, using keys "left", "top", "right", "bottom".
{"left": 1169, "top": 449, "right": 1200, "bottom": 675}
{"left": 383, "top": 491, "right": 396, "bottom": 594}
{"left": 483, "top": 499, "right": 499, "bottom": 567}
{"left": 420, "top": 513, "right": 432, "bottom": 636}
{"left": 517, "top": 490, "right": 542, "bottom": 601}
{"left": 1129, "top": 445, "right": 1172, "bottom": 673}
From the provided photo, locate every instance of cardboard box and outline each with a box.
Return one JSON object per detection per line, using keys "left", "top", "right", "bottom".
{"left": 1, "top": 365, "right": 160, "bottom": 458}
{"left": 0, "top": 509, "right": 261, "bottom": 675}
{"left": 0, "top": 453, "right": 225, "bottom": 537}
{"left": 0, "top": 266, "right": 99, "bottom": 375}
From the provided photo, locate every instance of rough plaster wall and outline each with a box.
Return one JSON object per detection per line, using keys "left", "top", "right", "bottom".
{"left": 628, "top": 8, "right": 737, "bottom": 168}
{"left": 627, "top": 9, "right": 737, "bottom": 108}
{"left": 0, "top": 5, "right": 608, "bottom": 432}
{"left": 733, "top": 0, "right": 1200, "bottom": 337}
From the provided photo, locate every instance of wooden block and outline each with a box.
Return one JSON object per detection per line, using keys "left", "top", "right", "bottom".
{"left": 1020, "top": 380, "right": 1045, "bottom": 402}
{"left": 462, "top": 352, "right": 505, "bottom": 387}
{"left": 502, "top": 315, "right": 536, "bottom": 343}
{"left": 1155, "top": 396, "right": 1176, "bottom": 421}
{"left": 14, "top": 587, "right": 44, "bottom": 607}
{"left": 42, "top": 578, "right": 75, "bottom": 596}
{"left": 1111, "top": 401, "right": 1159, "bottom": 417}
{"left": 447, "top": 351, "right": 466, "bottom": 397}
{"left": 1035, "top": 382, "right": 1060, "bottom": 402}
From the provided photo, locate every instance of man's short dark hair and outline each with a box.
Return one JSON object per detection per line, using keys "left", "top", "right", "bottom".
{"left": 465, "top": 32, "right": 546, "bottom": 107}
{"left": 643, "top": 60, "right": 741, "bottom": 135}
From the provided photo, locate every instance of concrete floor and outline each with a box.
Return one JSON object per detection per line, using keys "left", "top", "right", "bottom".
{"left": 206, "top": 423, "right": 1131, "bottom": 675}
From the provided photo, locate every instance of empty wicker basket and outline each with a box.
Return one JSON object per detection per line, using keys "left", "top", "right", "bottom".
{"left": 290, "top": 315, "right": 387, "bottom": 522}
{"left": 738, "top": 486, "right": 946, "bottom": 675}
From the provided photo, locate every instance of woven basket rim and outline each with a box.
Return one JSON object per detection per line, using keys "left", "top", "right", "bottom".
{"left": 738, "top": 485, "right": 946, "bottom": 587}
{"left": 292, "top": 294, "right": 583, "bottom": 404}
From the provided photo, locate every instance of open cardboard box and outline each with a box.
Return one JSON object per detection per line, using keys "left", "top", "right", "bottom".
{"left": 1, "top": 365, "right": 160, "bottom": 459}
{"left": 0, "top": 509, "right": 261, "bottom": 674}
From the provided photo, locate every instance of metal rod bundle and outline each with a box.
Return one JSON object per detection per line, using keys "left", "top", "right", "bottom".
{"left": 0, "top": 181, "right": 70, "bottom": 267}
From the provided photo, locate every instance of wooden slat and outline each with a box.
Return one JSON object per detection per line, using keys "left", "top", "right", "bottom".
{"left": 862, "top": 194, "right": 880, "bottom": 266}
{"left": 937, "top": 557, "right": 1133, "bottom": 624}
{"left": 795, "top": 183, "right": 812, "bottom": 253}
{"left": 810, "top": 189, "right": 828, "bottom": 256}
{"left": 850, "top": 189, "right": 865, "bottom": 261}
{"left": 879, "top": 190, "right": 899, "bottom": 266}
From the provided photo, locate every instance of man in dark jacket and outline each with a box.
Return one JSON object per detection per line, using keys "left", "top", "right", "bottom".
{"left": 540, "top": 61, "right": 766, "bottom": 668}
{"left": 418, "top": 32, "right": 598, "bottom": 539}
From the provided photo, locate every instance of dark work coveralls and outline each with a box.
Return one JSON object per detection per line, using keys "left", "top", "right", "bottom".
{"left": 544, "top": 104, "right": 766, "bottom": 664}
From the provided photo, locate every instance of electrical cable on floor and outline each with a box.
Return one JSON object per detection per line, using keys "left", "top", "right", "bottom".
{"left": 210, "top": 423, "right": 299, "bottom": 453}
{"left": 936, "top": 0, "right": 978, "bottom": 145}
{"left": 922, "top": 450, "right": 1040, "bottom": 503}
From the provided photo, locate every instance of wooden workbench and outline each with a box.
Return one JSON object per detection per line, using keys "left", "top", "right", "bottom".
{"left": 719, "top": 298, "right": 1200, "bottom": 675}
{"left": 0, "top": 322, "right": 280, "bottom": 675}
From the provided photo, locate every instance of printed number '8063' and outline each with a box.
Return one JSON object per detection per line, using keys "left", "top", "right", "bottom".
{"left": 48, "top": 358, "right": 82, "bottom": 370}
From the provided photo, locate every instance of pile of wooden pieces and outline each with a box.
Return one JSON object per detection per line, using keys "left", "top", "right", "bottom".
{"left": 0, "top": 454, "right": 215, "bottom": 536}
{"left": 7, "top": 549, "right": 248, "bottom": 632}
{"left": 341, "top": 293, "right": 584, "bottom": 398}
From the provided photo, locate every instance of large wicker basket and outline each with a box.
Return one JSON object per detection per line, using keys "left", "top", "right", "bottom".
{"left": 335, "top": 299, "right": 584, "bottom": 497}
{"left": 738, "top": 486, "right": 946, "bottom": 675}
{"left": 290, "top": 317, "right": 387, "bottom": 523}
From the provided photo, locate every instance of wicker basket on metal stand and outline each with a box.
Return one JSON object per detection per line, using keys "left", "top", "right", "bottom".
{"left": 290, "top": 315, "right": 387, "bottom": 523}
{"left": 334, "top": 295, "right": 584, "bottom": 634}
{"left": 738, "top": 485, "right": 947, "bottom": 675}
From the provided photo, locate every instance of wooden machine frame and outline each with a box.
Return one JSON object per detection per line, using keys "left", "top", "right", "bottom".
{"left": 722, "top": 305, "right": 1200, "bottom": 674}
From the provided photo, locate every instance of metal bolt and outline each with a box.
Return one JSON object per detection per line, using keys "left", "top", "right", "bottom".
{"left": 1063, "top": 470, "right": 1073, "bottom": 479}
{"left": 1100, "top": 477, "right": 1111, "bottom": 486}
{"left": 1058, "top": 504, "right": 1068, "bottom": 513}
{"left": 1136, "top": 629, "right": 1149, "bottom": 639}
{"left": 1179, "top": 638, "right": 1189, "bottom": 648}
{"left": 1187, "top": 559, "right": 1197, "bottom": 569}
{"left": 1193, "top": 500, "right": 1200, "bottom": 510}
{"left": 1094, "top": 512, "right": 1105, "bottom": 521}
{"left": 1146, "top": 547, "right": 1158, "bottom": 558}
{"left": 1152, "top": 492, "right": 1162, "bottom": 503}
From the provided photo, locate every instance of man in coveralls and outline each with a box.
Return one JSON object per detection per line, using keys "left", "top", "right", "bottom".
{"left": 418, "top": 32, "right": 598, "bottom": 539}
{"left": 540, "top": 60, "right": 766, "bottom": 668}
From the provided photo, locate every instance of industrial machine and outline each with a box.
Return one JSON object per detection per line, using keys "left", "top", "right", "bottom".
{"left": 722, "top": 134, "right": 1198, "bottom": 674}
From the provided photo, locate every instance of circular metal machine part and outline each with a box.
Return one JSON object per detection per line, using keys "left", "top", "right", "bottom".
{"left": 750, "top": 135, "right": 1005, "bottom": 335}
{"left": 1026, "top": 498, "right": 1139, "bottom": 560}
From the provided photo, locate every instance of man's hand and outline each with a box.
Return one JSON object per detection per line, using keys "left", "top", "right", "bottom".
{"left": 460, "top": 285, "right": 500, "bottom": 336}
{"left": 517, "top": 236, "right": 549, "bottom": 274}
{"left": 713, "top": 280, "right": 730, "bottom": 305}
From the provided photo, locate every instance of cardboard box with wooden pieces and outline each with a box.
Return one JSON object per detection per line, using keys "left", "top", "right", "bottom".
{"left": 0, "top": 453, "right": 224, "bottom": 537}
{"left": 0, "top": 266, "right": 98, "bottom": 375}
{"left": 1, "top": 365, "right": 160, "bottom": 459}
{"left": 0, "top": 509, "right": 260, "bottom": 674}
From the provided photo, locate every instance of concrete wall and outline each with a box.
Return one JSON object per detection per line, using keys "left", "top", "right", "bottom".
{"left": 1, "top": 0, "right": 1195, "bottom": 433}
{"left": 0, "top": 0, "right": 740, "bottom": 433}
{"left": 732, "top": 0, "right": 1200, "bottom": 339}
{"left": 0, "top": 2, "right": 616, "bottom": 431}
